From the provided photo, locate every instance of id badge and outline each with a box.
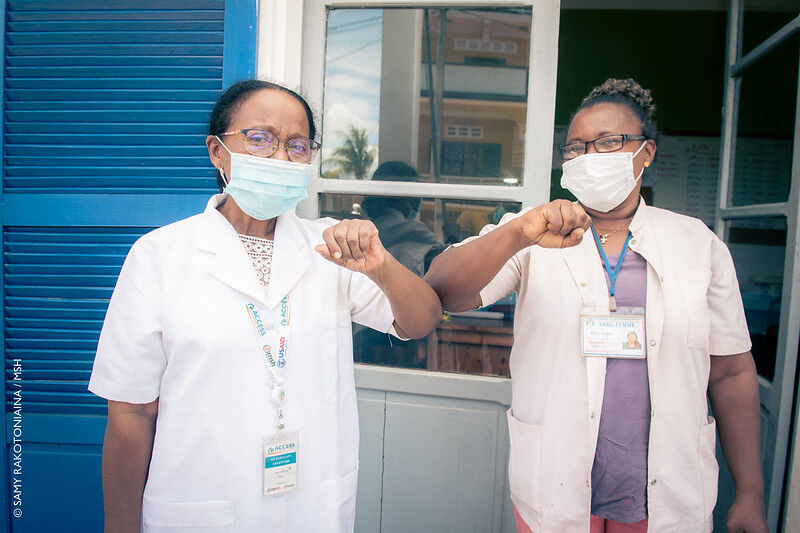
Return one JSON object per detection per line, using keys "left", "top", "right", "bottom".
{"left": 263, "top": 431, "right": 298, "bottom": 496}
{"left": 581, "top": 306, "right": 646, "bottom": 359}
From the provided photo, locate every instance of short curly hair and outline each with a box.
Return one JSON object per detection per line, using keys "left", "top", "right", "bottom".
{"left": 570, "top": 78, "right": 658, "bottom": 140}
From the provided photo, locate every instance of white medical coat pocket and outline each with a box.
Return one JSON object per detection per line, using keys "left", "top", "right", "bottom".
{"left": 319, "top": 464, "right": 359, "bottom": 533}
{"left": 507, "top": 410, "right": 543, "bottom": 517}
{"left": 698, "top": 416, "right": 719, "bottom": 520}
{"left": 142, "top": 495, "right": 235, "bottom": 532}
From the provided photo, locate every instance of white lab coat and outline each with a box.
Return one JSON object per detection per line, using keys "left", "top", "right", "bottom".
{"left": 89, "top": 194, "right": 396, "bottom": 532}
{"left": 470, "top": 199, "right": 751, "bottom": 532}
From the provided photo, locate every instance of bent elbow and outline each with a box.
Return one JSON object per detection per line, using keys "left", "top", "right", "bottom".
{"left": 396, "top": 304, "right": 442, "bottom": 340}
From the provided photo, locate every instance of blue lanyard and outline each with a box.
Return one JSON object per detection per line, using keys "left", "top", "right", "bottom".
{"left": 591, "top": 227, "right": 632, "bottom": 311}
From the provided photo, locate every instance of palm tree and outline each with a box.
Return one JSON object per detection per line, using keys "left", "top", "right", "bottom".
{"left": 329, "top": 125, "right": 376, "bottom": 180}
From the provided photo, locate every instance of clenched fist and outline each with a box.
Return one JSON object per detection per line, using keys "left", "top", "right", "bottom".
{"left": 516, "top": 200, "right": 591, "bottom": 249}
{"left": 315, "top": 219, "right": 387, "bottom": 274}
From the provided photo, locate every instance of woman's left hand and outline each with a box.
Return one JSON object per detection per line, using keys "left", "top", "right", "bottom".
{"left": 315, "top": 219, "right": 387, "bottom": 274}
{"left": 726, "top": 493, "right": 768, "bottom": 533}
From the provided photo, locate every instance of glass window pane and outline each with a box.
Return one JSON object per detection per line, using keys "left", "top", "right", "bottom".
{"left": 727, "top": 216, "right": 787, "bottom": 380}
{"left": 322, "top": 7, "right": 532, "bottom": 186}
{"left": 731, "top": 32, "right": 797, "bottom": 206}
{"left": 320, "top": 192, "right": 520, "bottom": 376}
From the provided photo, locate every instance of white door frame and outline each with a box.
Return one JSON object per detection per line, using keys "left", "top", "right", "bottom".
{"left": 716, "top": 2, "right": 800, "bottom": 530}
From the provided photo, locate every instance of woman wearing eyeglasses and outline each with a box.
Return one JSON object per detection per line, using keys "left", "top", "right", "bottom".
{"left": 426, "top": 79, "right": 767, "bottom": 533}
{"left": 89, "top": 80, "right": 441, "bottom": 533}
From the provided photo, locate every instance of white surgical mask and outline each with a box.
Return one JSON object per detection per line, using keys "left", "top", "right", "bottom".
{"left": 560, "top": 141, "right": 647, "bottom": 213}
{"left": 217, "top": 137, "right": 311, "bottom": 220}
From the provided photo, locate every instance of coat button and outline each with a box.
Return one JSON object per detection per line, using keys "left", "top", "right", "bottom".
{"left": 650, "top": 479, "right": 657, "bottom": 486}
{"left": 631, "top": 239, "right": 638, "bottom": 245}
{"left": 580, "top": 281, "right": 588, "bottom": 287}
{"left": 649, "top": 339, "right": 656, "bottom": 347}
{"left": 590, "top": 411, "right": 596, "bottom": 419}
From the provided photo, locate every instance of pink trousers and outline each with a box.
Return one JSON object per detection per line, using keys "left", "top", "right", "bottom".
{"left": 514, "top": 507, "right": 648, "bottom": 533}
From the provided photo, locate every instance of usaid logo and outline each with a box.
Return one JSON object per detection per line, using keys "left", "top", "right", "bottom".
{"left": 280, "top": 296, "right": 290, "bottom": 326}
{"left": 277, "top": 337, "right": 287, "bottom": 368}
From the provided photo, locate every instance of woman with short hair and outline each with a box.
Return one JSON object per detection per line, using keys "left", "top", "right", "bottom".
{"left": 426, "top": 78, "right": 767, "bottom": 533}
{"left": 90, "top": 79, "right": 441, "bottom": 533}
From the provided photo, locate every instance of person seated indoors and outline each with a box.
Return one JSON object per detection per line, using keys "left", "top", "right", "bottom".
{"left": 355, "top": 161, "right": 447, "bottom": 367}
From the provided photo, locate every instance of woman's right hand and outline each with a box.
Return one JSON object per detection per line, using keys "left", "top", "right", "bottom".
{"left": 515, "top": 200, "right": 591, "bottom": 249}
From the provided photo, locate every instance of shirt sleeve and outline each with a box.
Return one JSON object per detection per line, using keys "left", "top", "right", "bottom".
{"left": 708, "top": 235, "right": 753, "bottom": 356}
{"left": 88, "top": 240, "right": 167, "bottom": 403}
{"left": 451, "top": 209, "right": 528, "bottom": 307}
{"left": 346, "top": 270, "right": 399, "bottom": 337}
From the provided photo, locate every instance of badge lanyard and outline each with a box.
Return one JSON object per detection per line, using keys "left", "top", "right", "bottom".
{"left": 245, "top": 297, "right": 299, "bottom": 497}
{"left": 245, "top": 298, "right": 290, "bottom": 431}
{"left": 590, "top": 227, "right": 632, "bottom": 312}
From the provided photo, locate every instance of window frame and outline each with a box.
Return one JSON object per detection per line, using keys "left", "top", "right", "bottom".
{"left": 716, "top": 1, "right": 800, "bottom": 530}
{"left": 297, "top": 0, "right": 561, "bottom": 219}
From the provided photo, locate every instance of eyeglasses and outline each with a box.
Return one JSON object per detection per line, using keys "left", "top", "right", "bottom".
{"left": 218, "top": 128, "right": 321, "bottom": 163}
{"left": 560, "top": 134, "right": 648, "bottom": 160}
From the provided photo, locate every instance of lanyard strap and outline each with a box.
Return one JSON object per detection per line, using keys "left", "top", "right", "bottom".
{"left": 245, "top": 301, "right": 289, "bottom": 430}
{"left": 591, "top": 227, "right": 632, "bottom": 308}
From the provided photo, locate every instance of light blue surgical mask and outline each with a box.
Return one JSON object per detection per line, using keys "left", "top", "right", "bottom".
{"left": 217, "top": 136, "right": 311, "bottom": 220}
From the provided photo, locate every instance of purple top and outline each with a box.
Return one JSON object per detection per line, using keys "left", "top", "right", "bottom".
{"left": 590, "top": 248, "right": 650, "bottom": 523}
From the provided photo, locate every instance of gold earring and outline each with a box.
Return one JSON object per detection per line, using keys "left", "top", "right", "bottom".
{"left": 643, "top": 161, "right": 651, "bottom": 167}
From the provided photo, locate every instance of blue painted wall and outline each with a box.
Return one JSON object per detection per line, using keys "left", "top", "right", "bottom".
{"left": 0, "top": 1, "right": 256, "bottom": 530}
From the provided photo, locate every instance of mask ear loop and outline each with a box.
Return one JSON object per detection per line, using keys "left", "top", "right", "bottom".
{"left": 633, "top": 140, "right": 649, "bottom": 181}
{"left": 215, "top": 135, "right": 231, "bottom": 188}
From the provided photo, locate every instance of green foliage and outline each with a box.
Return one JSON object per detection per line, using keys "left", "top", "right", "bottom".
{"left": 328, "top": 125, "right": 376, "bottom": 180}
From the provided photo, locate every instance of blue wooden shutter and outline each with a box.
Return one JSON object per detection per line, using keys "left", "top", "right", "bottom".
{"left": 0, "top": 1, "right": 256, "bottom": 531}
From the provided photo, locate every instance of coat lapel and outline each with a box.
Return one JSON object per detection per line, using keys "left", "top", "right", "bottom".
{"left": 560, "top": 235, "right": 608, "bottom": 309}
{"left": 627, "top": 200, "right": 665, "bottom": 387}
{"left": 266, "top": 211, "right": 311, "bottom": 310}
{"left": 560, "top": 235, "right": 609, "bottom": 444}
{"left": 196, "top": 196, "right": 313, "bottom": 311}
{"left": 196, "top": 195, "right": 270, "bottom": 307}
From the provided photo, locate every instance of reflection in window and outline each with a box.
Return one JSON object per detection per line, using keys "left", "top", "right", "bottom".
{"left": 728, "top": 217, "right": 787, "bottom": 380}
{"left": 322, "top": 7, "right": 532, "bottom": 186}
{"left": 320, "top": 187, "right": 520, "bottom": 376}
